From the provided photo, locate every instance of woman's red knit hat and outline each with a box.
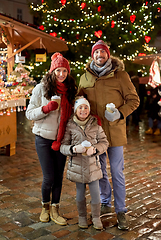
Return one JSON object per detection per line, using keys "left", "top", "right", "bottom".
{"left": 49, "top": 52, "right": 70, "bottom": 73}
{"left": 91, "top": 40, "right": 110, "bottom": 58}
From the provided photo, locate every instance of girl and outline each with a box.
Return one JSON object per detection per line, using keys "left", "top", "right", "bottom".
{"left": 26, "top": 53, "right": 77, "bottom": 225}
{"left": 60, "top": 97, "right": 109, "bottom": 230}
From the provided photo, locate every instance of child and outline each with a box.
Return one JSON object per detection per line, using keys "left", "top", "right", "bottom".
{"left": 60, "top": 97, "right": 109, "bottom": 230}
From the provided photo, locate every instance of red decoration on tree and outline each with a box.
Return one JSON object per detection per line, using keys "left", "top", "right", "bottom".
{"left": 76, "top": 34, "right": 80, "bottom": 39}
{"left": 111, "top": 20, "right": 115, "bottom": 28}
{"left": 61, "top": 0, "right": 66, "bottom": 6}
{"left": 130, "top": 15, "right": 136, "bottom": 23}
{"left": 81, "top": 3, "right": 86, "bottom": 9}
{"left": 53, "top": 16, "right": 57, "bottom": 21}
{"left": 94, "top": 30, "right": 102, "bottom": 38}
{"left": 145, "top": 36, "right": 151, "bottom": 43}
{"left": 146, "top": 1, "right": 148, "bottom": 6}
{"left": 42, "top": 0, "right": 44, "bottom": 3}
{"left": 50, "top": 32, "right": 57, "bottom": 37}
{"left": 157, "top": 7, "right": 161, "bottom": 12}
{"left": 60, "top": 37, "right": 65, "bottom": 41}
{"left": 138, "top": 53, "right": 146, "bottom": 56}
{"left": 97, "top": 6, "right": 101, "bottom": 12}
{"left": 69, "top": 19, "right": 74, "bottom": 21}
{"left": 39, "top": 25, "right": 44, "bottom": 30}
{"left": 129, "top": 31, "right": 132, "bottom": 34}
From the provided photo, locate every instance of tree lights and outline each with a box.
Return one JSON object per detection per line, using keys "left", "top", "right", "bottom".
{"left": 30, "top": 0, "right": 161, "bottom": 80}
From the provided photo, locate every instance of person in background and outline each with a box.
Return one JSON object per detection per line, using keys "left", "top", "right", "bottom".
{"left": 78, "top": 40, "right": 140, "bottom": 230}
{"left": 60, "top": 97, "right": 109, "bottom": 230}
{"left": 26, "top": 53, "right": 77, "bottom": 225}
{"left": 145, "top": 86, "right": 161, "bottom": 135}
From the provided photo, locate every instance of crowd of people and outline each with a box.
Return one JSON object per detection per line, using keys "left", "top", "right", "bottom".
{"left": 27, "top": 40, "right": 161, "bottom": 231}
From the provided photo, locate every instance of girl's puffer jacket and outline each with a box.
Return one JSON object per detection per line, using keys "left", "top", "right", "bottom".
{"left": 60, "top": 115, "right": 109, "bottom": 183}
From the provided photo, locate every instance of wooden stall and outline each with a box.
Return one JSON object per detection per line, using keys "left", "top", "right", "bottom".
{"left": 0, "top": 98, "right": 26, "bottom": 156}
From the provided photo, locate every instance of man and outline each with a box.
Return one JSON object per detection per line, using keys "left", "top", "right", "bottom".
{"left": 78, "top": 40, "right": 140, "bottom": 230}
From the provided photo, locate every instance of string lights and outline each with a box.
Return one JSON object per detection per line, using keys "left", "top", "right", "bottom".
{"left": 30, "top": 1, "right": 161, "bottom": 77}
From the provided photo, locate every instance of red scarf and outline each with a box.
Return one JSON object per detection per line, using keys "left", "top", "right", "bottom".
{"left": 51, "top": 81, "right": 73, "bottom": 151}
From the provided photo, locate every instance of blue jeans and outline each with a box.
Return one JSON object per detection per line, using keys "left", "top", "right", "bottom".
{"left": 35, "top": 135, "right": 66, "bottom": 204}
{"left": 99, "top": 146, "right": 127, "bottom": 214}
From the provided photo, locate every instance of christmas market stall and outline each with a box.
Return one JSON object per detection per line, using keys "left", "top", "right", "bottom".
{"left": 0, "top": 14, "right": 68, "bottom": 156}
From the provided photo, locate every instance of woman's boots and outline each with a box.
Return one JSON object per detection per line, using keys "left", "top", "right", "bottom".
{"left": 40, "top": 202, "right": 50, "bottom": 222}
{"left": 40, "top": 202, "right": 67, "bottom": 225}
{"left": 76, "top": 199, "right": 88, "bottom": 228}
{"left": 50, "top": 203, "right": 67, "bottom": 225}
{"left": 91, "top": 203, "right": 103, "bottom": 230}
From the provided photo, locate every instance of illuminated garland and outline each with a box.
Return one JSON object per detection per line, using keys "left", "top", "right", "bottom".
{"left": 30, "top": 0, "right": 161, "bottom": 77}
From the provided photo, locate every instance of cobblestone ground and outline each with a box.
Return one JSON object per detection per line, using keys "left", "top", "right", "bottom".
{"left": 0, "top": 111, "right": 161, "bottom": 240}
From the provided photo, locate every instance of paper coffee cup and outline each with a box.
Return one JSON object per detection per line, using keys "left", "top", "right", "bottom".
{"left": 81, "top": 140, "right": 91, "bottom": 156}
{"left": 51, "top": 95, "right": 61, "bottom": 109}
{"left": 106, "top": 103, "right": 115, "bottom": 113}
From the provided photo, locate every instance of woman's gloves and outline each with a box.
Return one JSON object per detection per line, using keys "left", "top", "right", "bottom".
{"left": 42, "top": 101, "right": 59, "bottom": 114}
{"left": 105, "top": 107, "right": 120, "bottom": 122}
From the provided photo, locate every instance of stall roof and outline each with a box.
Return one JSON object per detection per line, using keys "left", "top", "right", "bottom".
{"left": 132, "top": 53, "right": 161, "bottom": 66}
{"left": 0, "top": 14, "right": 68, "bottom": 53}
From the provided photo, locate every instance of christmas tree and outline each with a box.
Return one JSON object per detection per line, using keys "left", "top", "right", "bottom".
{"left": 29, "top": 0, "right": 161, "bottom": 83}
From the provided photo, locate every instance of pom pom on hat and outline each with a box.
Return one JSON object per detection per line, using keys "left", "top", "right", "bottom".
{"left": 74, "top": 97, "right": 90, "bottom": 113}
{"left": 91, "top": 40, "right": 110, "bottom": 58}
{"left": 49, "top": 52, "right": 70, "bottom": 73}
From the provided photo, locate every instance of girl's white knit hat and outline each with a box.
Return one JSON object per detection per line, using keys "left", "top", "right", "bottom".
{"left": 74, "top": 97, "right": 90, "bottom": 113}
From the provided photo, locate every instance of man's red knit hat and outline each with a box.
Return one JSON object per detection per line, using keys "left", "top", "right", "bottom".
{"left": 49, "top": 52, "right": 70, "bottom": 74}
{"left": 91, "top": 40, "right": 110, "bottom": 58}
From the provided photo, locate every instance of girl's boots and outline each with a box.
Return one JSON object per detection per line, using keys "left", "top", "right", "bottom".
{"left": 40, "top": 202, "right": 50, "bottom": 222}
{"left": 76, "top": 199, "right": 88, "bottom": 228}
{"left": 91, "top": 203, "right": 103, "bottom": 230}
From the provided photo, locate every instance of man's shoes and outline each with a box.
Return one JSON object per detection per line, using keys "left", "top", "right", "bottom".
{"left": 117, "top": 212, "right": 129, "bottom": 230}
{"left": 100, "top": 204, "right": 112, "bottom": 216}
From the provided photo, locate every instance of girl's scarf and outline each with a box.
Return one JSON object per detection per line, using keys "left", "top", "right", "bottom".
{"left": 51, "top": 81, "right": 73, "bottom": 151}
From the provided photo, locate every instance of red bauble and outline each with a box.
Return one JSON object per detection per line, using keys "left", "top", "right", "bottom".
{"left": 111, "top": 20, "right": 115, "bottom": 28}
{"left": 60, "top": 37, "right": 65, "bottom": 41}
{"left": 97, "top": 6, "right": 101, "bottom": 12}
{"left": 130, "top": 14, "right": 136, "bottom": 23}
{"left": 61, "top": 0, "right": 66, "bottom": 6}
{"left": 145, "top": 36, "right": 151, "bottom": 43}
{"left": 39, "top": 25, "right": 44, "bottom": 30}
{"left": 138, "top": 53, "right": 146, "bottom": 56}
{"left": 81, "top": 3, "right": 86, "bottom": 9}
{"left": 76, "top": 34, "right": 80, "bottom": 39}
{"left": 50, "top": 32, "right": 57, "bottom": 37}
{"left": 94, "top": 30, "right": 102, "bottom": 38}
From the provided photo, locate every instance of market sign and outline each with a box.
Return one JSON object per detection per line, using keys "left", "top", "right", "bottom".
{"left": 35, "top": 48, "right": 47, "bottom": 62}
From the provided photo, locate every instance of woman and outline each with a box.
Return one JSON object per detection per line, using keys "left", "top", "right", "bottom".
{"left": 26, "top": 52, "right": 77, "bottom": 225}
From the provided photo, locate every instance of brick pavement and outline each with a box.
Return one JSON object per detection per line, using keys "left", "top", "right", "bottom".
{"left": 0, "top": 111, "right": 161, "bottom": 240}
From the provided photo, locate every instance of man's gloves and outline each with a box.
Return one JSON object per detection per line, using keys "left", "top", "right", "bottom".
{"left": 86, "top": 146, "right": 96, "bottom": 156}
{"left": 158, "top": 100, "right": 161, "bottom": 107}
{"left": 73, "top": 144, "right": 86, "bottom": 153}
{"left": 105, "top": 107, "right": 121, "bottom": 122}
{"left": 42, "top": 101, "right": 58, "bottom": 114}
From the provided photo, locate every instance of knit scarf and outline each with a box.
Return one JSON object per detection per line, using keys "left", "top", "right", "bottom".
{"left": 90, "top": 58, "right": 112, "bottom": 77}
{"left": 51, "top": 81, "right": 73, "bottom": 151}
{"left": 73, "top": 115, "right": 90, "bottom": 130}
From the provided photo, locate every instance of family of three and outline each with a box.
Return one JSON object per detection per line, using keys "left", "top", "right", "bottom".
{"left": 26, "top": 40, "right": 140, "bottom": 230}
